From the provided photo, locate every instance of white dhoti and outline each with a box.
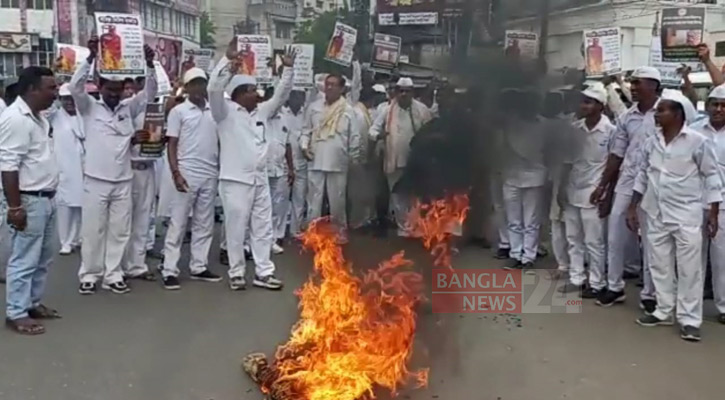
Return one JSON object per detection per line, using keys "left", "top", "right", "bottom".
{"left": 124, "top": 164, "right": 156, "bottom": 277}
{"left": 348, "top": 164, "right": 377, "bottom": 229}
{"left": 57, "top": 206, "right": 82, "bottom": 251}
{"left": 565, "top": 205, "right": 606, "bottom": 288}
{"left": 307, "top": 170, "right": 347, "bottom": 229}
{"left": 702, "top": 212, "right": 725, "bottom": 315}
{"left": 289, "top": 168, "right": 308, "bottom": 236}
{"left": 502, "top": 184, "right": 543, "bottom": 264}
{"left": 269, "top": 176, "right": 291, "bottom": 241}
{"left": 78, "top": 177, "right": 132, "bottom": 285}
{"left": 219, "top": 180, "right": 275, "bottom": 279}
{"left": 162, "top": 175, "right": 217, "bottom": 277}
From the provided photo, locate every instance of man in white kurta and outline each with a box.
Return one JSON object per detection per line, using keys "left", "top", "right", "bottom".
{"left": 266, "top": 108, "right": 293, "bottom": 253}
{"left": 208, "top": 41, "right": 295, "bottom": 290}
{"left": 161, "top": 67, "right": 222, "bottom": 290}
{"left": 284, "top": 91, "right": 307, "bottom": 238}
{"left": 71, "top": 39, "right": 158, "bottom": 295}
{"left": 628, "top": 90, "right": 721, "bottom": 342}
{"left": 51, "top": 84, "right": 85, "bottom": 255}
{"left": 301, "top": 73, "right": 360, "bottom": 240}
{"left": 369, "top": 78, "right": 431, "bottom": 236}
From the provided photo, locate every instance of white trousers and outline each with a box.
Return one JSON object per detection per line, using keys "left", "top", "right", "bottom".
{"left": 551, "top": 219, "right": 569, "bottom": 271}
{"left": 647, "top": 215, "right": 703, "bottom": 328}
{"left": 702, "top": 212, "right": 725, "bottom": 314}
{"left": 78, "top": 177, "right": 132, "bottom": 284}
{"left": 490, "top": 178, "right": 510, "bottom": 249}
{"left": 348, "top": 164, "right": 376, "bottom": 229}
{"left": 606, "top": 193, "right": 637, "bottom": 292}
{"left": 124, "top": 167, "right": 155, "bottom": 277}
{"left": 219, "top": 180, "right": 275, "bottom": 279}
{"left": 57, "top": 205, "right": 81, "bottom": 250}
{"left": 289, "top": 168, "right": 308, "bottom": 236}
{"left": 565, "top": 205, "right": 606, "bottom": 288}
{"left": 162, "top": 175, "right": 217, "bottom": 277}
{"left": 502, "top": 184, "right": 543, "bottom": 264}
{"left": 307, "top": 170, "right": 347, "bottom": 229}
{"left": 386, "top": 169, "right": 409, "bottom": 232}
{"left": 269, "top": 175, "right": 291, "bottom": 240}
{"left": 638, "top": 207, "right": 656, "bottom": 300}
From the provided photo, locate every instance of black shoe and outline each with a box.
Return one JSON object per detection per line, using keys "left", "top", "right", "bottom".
{"left": 503, "top": 259, "right": 521, "bottom": 270}
{"left": 680, "top": 325, "right": 701, "bottom": 342}
{"left": 623, "top": 270, "right": 640, "bottom": 280}
{"left": 596, "top": 290, "right": 626, "bottom": 307}
{"left": 521, "top": 262, "right": 535, "bottom": 275}
{"left": 190, "top": 269, "right": 223, "bottom": 283}
{"left": 582, "top": 287, "right": 604, "bottom": 299}
{"left": 146, "top": 249, "right": 164, "bottom": 261}
{"left": 102, "top": 281, "right": 130, "bottom": 294}
{"left": 244, "top": 249, "right": 253, "bottom": 260}
{"left": 163, "top": 276, "right": 181, "bottom": 290}
{"left": 78, "top": 282, "right": 96, "bottom": 295}
{"left": 494, "top": 248, "right": 510, "bottom": 260}
{"left": 219, "top": 249, "right": 229, "bottom": 266}
{"left": 558, "top": 282, "right": 585, "bottom": 294}
{"left": 717, "top": 314, "right": 725, "bottom": 324}
{"left": 636, "top": 314, "right": 674, "bottom": 327}
{"left": 253, "top": 275, "right": 284, "bottom": 290}
{"left": 639, "top": 299, "right": 656, "bottom": 316}
{"left": 183, "top": 231, "right": 192, "bottom": 244}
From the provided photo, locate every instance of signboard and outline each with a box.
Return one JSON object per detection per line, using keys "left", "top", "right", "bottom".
{"left": 144, "top": 34, "right": 183, "bottom": 81}
{"left": 57, "top": 0, "right": 73, "bottom": 44}
{"left": 649, "top": 36, "right": 704, "bottom": 87}
{"left": 0, "top": 33, "right": 32, "bottom": 53}
{"left": 138, "top": 103, "right": 165, "bottom": 158}
{"left": 180, "top": 48, "right": 214, "bottom": 75}
{"left": 371, "top": 33, "right": 402, "bottom": 71}
{"left": 154, "top": 60, "right": 172, "bottom": 97}
{"left": 237, "top": 35, "right": 273, "bottom": 84}
{"left": 378, "top": 12, "right": 439, "bottom": 26}
{"left": 325, "top": 22, "right": 357, "bottom": 67}
{"left": 583, "top": 27, "right": 621, "bottom": 77}
{"left": 95, "top": 13, "right": 145, "bottom": 77}
{"left": 504, "top": 30, "right": 539, "bottom": 60}
{"left": 56, "top": 44, "right": 91, "bottom": 76}
{"left": 660, "top": 7, "right": 705, "bottom": 62}
{"left": 288, "top": 44, "right": 314, "bottom": 89}
{"left": 175, "top": 0, "right": 201, "bottom": 15}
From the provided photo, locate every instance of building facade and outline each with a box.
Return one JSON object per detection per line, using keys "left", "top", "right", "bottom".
{"left": 0, "top": 0, "right": 55, "bottom": 79}
{"left": 203, "top": 0, "right": 247, "bottom": 55}
{"left": 247, "top": 0, "right": 298, "bottom": 50}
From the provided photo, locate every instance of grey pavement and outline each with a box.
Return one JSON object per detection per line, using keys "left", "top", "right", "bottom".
{"left": 0, "top": 226, "right": 723, "bottom": 400}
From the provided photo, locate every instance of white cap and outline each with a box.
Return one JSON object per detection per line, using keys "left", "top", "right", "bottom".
{"left": 225, "top": 74, "right": 257, "bottom": 96}
{"left": 58, "top": 83, "right": 71, "bottom": 97}
{"left": 396, "top": 77, "right": 414, "bottom": 88}
{"left": 661, "top": 89, "right": 697, "bottom": 123}
{"left": 372, "top": 84, "right": 386, "bottom": 93}
{"left": 708, "top": 84, "right": 725, "bottom": 100}
{"left": 183, "top": 67, "right": 207, "bottom": 85}
{"left": 631, "top": 66, "right": 661, "bottom": 83}
{"left": 582, "top": 82, "right": 608, "bottom": 104}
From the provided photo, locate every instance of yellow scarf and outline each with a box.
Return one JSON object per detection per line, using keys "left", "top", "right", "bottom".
{"left": 313, "top": 97, "right": 347, "bottom": 142}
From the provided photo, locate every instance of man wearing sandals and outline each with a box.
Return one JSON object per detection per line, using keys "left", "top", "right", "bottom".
{"left": 0, "top": 66, "right": 60, "bottom": 335}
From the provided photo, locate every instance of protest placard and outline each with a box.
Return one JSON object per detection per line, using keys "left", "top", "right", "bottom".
{"left": 325, "top": 22, "right": 357, "bottom": 66}
{"left": 237, "top": 35, "right": 273, "bottom": 84}
{"left": 660, "top": 7, "right": 706, "bottom": 62}
{"left": 371, "top": 33, "right": 402, "bottom": 71}
{"left": 583, "top": 27, "right": 621, "bottom": 77}
{"left": 95, "top": 12, "right": 145, "bottom": 77}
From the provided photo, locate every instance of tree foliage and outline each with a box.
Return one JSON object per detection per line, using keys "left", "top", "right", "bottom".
{"left": 294, "top": 9, "right": 355, "bottom": 74}
{"left": 200, "top": 11, "right": 217, "bottom": 48}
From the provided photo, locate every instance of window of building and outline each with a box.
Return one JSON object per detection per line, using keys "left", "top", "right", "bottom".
{"left": 275, "top": 22, "right": 293, "bottom": 39}
{"left": 0, "top": 0, "right": 20, "bottom": 8}
{"left": 0, "top": 53, "right": 23, "bottom": 77}
{"left": 29, "top": 38, "right": 53, "bottom": 69}
{"left": 151, "top": 4, "right": 160, "bottom": 31}
{"left": 26, "top": 0, "right": 52, "bottom": 9}
{"left": 180, "top": 13, "right": 196, "bottom": 39}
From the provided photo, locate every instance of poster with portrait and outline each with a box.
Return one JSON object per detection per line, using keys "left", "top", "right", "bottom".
{"left": 180, "top": 47, "right": 214, "bottom": 76}
{"left": 56, "top": 44, "right": 91, "bottom": 76}
{"left": 504, "top": 30, "right": 538, "bottom": 60}
{"left": 649, "top": 36, "right": 704, "bottom": 87}
{"left": 325, "top": 22, "right": 357, "bottom": 67}
{"left": 138, "top": 103, "right": 166, "bottom": 158}
{"left": 371, "top": 33, "right": 402, "bottom": 71}
{"left": 660, "top": 7, "right": 706, "bottom": 62}
{"left": 236, "top": 35, "right": 273, "bottom": 84}
{"left": 144, "top": 34, "right": 183, "bottom": 81}
{"left": 95, "top": 13, "right": 145, "bottom": 77}
{"left": 583, "top": 27, "right": 621, "bottom": 77}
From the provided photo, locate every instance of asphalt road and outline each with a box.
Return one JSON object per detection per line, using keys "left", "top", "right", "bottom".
{"left": 0, "top": 226, "right": 723, "bottom": 400}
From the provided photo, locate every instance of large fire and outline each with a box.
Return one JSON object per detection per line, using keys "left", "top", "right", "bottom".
{"left": 243, "top": 195, "right": 469, "bottom": 400}
{"left": 406, "top": 194, "right": 470, "bottom": 269}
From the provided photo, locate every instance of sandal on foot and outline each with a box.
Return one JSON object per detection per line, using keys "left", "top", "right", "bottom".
{"left": 28, "top": 304, "right": 61, "bottom": 319}
{"left": 5, "top": 317, "right": 45, "bottom": 335}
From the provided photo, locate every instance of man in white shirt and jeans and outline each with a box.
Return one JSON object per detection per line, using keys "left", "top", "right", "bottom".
{"left": 71, "top": 36, "right": 158, "bottom": 295}
{"left": 0, "top": 66, "right": 59, "bottom": 335}
{"left": 627, "top": 90, "right": 722, "bottom": 342}
{"left": 161, "top": 67, "right": 222, "bottom": 290}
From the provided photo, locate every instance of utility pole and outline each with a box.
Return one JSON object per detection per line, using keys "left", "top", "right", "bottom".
{"left": 538, "top": 0, "right": 551, "bottom": 73}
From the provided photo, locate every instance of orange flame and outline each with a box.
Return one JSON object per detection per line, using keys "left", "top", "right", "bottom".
{"left": 406, "top": 194, "right": 470, "bottom": 269}
{"left": 270, "top": 219, "right": 428, "bottom": 400}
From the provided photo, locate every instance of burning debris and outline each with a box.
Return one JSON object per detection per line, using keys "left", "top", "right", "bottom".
{"left": 406, "top": 194, "right": 470, "bottom": 269}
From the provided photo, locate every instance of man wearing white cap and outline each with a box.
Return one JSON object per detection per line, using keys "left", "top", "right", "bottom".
{"left": 558, "top": 83, "right": 615, "bottom": 297}
{"left": 51, "top": 84, "right": 85, "bottom": 256}
{"left": 627, "top": 89, "right": 721, "bottom": 342}
{"left": 208, "top": 38, "right": 296, "bottom": 290}
{"left": 691, "top": 83, "right": 725, "bottom": 325}
{"left": 370, "top": 77, "right": 432, "bottom": 236}
{"left": 71, "top": 36, "right": 158, "bottom": 295}
{"left": 160, "top": 67, "right": 222, "bottom": 290}
{"left": 591, "top": 66, "right": 660, "bottom": 310}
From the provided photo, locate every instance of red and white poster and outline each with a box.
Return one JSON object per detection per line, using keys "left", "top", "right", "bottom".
{"left": 236, "top": 35, "right": 272, "bottom": 84}
{"left": 95, "top": 13, "right": 146, "bottom": 77}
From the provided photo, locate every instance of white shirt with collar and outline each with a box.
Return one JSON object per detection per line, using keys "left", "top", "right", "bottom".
{"left": 69, "top": 60, "right": 158, "bottom": 182}
{"left": 633, "top": 125, "right": 723, "bottom": 226}
{"left": 611, "top": 101, "right": 658, "bottom": 195}
{"left": 566, "top": 115, "right": 616, "bottom": 208}
{"left": 265, "top": 111, "right": 289, "bottom": 178}
{"left": 165, "top": 98, "right": 219, "bottom": 180}
{"left": 0, "top": 97, "right": 58, "bottom": 191}
{"left": 208, "top": 56, "right": 293, "bottom": 185}
{"left": 281, "top": 106, "right": 307, "bottom": 172}
{"left": 690, "top": 118, "right": 725, "bottom": 210}
{"left": 0, "top": 98, "right": 7, "bottom": 115}
{"left": 301, "top": 97, "right": 358, "bottom": 173}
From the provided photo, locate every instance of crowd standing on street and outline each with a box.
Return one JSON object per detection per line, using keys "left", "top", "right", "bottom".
{"left": 2, "top": 35, "right": 725, "bottom": 344}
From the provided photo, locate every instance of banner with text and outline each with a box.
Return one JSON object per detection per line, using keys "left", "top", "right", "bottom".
{"left": 661, "top": 7, "right": 705, "bottom": 62}
{"left": 504, "top": 30, "right": 539, "bottom": 60}
{"left": 237, "top": 35, "right": 273, "bottom": 84}
{"left": 371, "top": 33, "right": 402, "bottom": 71}
{"left": 583, "top": 27, "right": 621, "bottom": 77}
{"left": 288, "top": 44, "right": 314, "bottom": 89}
{"left": 95, "top": 13, "right": 145, "bottom": 78}
{"left": 325, "top": 22, "right": 357, "bottom": 67}
{"left": 649, "top": 36, "right": 703, "bottom": 87}
{"left": 180, "top": 48, "right": 214, "bottom": 76}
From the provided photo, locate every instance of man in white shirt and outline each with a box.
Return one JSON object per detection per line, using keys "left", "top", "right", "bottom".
{"left": 301, "top": 73, "right": 359, "bottom": 241}
{"left": 627, "top": 90, "right": 721, "bottom": 342}
{"left": 51, "top": 83, "right": 85, "bottom": 256}
{"left": 266, "top": 101, "right": 294, "bottom": 254}
{"left": 692, "top": 84, "right": 725, "bottom": 325}
{"left": 208, "top": 39, "right": 295, "bottom": 291}
{"left": 369, "top": 78, "right": 431, "bottom": 237}
{"left": 0, "top": 66, "right": 59, "bottom": 335}
{"left": 160, "top": 67, "right": 222, "bottom": 290}
{"left": 71, "top": 37, "right": 158, "bottom": 295}
{"left": 284, "top": 90, "right": 307, "bottom": 238}
{"left": 348, "top": 87, "right": 376, "bottom": 230}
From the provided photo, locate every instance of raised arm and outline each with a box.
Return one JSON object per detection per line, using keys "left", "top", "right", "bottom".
{"left": 699, "top": 44, "right": 725, "bottom": 87}
{"left": 258, "top": 48, "right": 297, "bottom": 121}
{"left": 69, "top": 37, "right": 98, "bottom": 115}
{"left": 128, "top": 45, "right": 158, "bottom": 119}
{"left": 348, "top": 60, "right": 361, "bottom": 106}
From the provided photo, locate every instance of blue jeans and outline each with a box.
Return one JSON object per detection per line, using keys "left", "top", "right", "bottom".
{"left": 6, "top": 195, "right": 57, "bottom": 321}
